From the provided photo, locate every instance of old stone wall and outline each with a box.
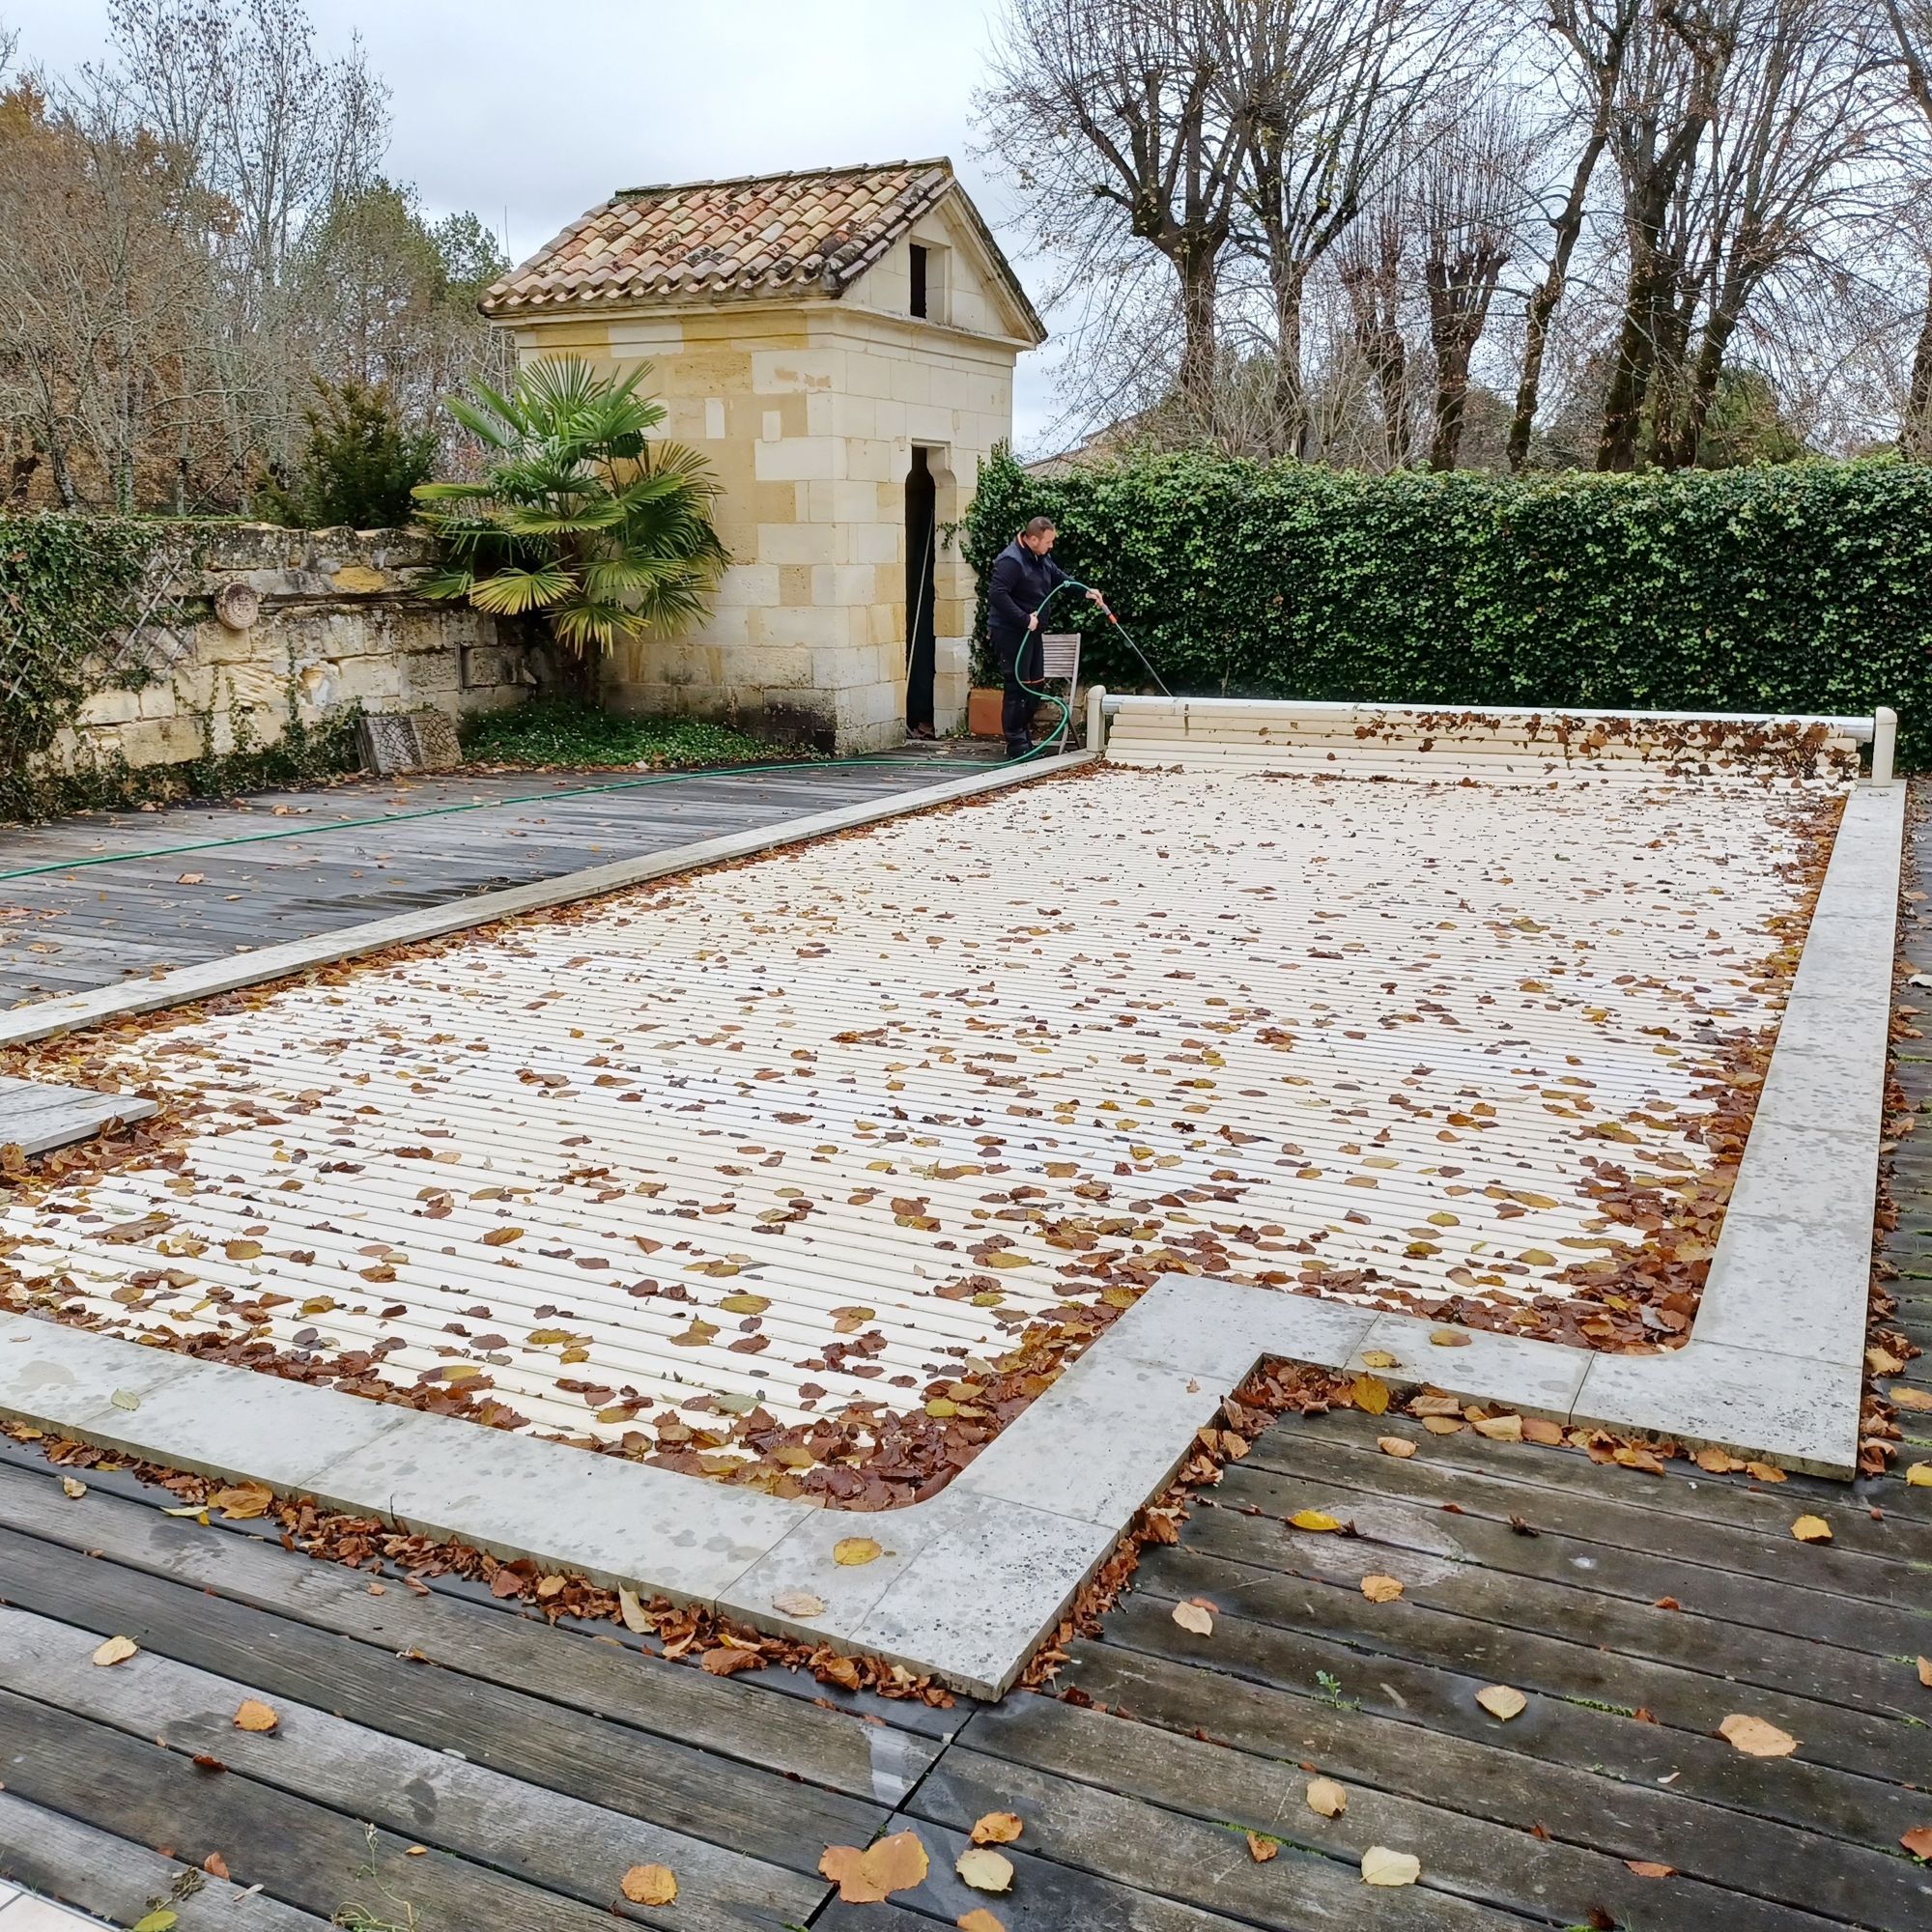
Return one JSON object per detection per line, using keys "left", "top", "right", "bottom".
{"left": 39, "top": 525, "right": 533, "bottom": 781}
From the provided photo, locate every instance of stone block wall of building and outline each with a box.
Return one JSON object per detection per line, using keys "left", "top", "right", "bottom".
{"left": 35, "top": 526, "right": 533, "bottom": 786}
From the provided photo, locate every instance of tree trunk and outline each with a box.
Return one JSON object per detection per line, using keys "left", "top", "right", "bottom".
{"left": 1177, "top": 242, "right": 1221, "bottom": 413}
{"left": 1507, "top": 130, "right": 1608, "bottom": 474}
{"left": 1680, "top": 301, "right": 1742, "bottom": 466}
{"left": 1907, "top": 268, "right": 1932, "bottom": 461}
{"left": 1271, "top": 263, "right": 1307, "bottom": 460}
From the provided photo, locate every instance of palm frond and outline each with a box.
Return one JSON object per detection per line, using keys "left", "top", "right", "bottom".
{"left": 466, "top": 564, "right": 577, "bottom": 614}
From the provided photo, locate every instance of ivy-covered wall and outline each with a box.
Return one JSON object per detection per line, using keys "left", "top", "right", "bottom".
{"left": 0, "top": 517, "right": 533, "bottom": 819}
{"left": 961, "top": 452, "right": 1931, "bottom": 762}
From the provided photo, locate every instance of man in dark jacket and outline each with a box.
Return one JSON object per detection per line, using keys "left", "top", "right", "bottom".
{"left": 986, "top": 516, "right": 1102, "bottom": 758}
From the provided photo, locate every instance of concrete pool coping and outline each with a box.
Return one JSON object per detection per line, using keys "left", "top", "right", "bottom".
{"left": 0, "top": 774, "right": 1899, "bottom": 1699}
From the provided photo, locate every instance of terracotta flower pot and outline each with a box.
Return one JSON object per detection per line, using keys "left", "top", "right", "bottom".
{"left": 967, "top": 687, "right": 1005, "bottom": 737}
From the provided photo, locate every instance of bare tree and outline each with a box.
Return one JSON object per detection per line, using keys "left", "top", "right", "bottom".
{"left": 1337, "top": 199, "right": 1414, "bottom": 465}
{"left": 1506, "top": 0, "right": 1640, "bottom": 469}
{"left": 980, "top": 0, "right": 1253, "bottom": 412}
{"left": 1886, "top": 0, "right": 1932, "bottom": 454}
{"left": 1223, "top": 0, "right": 1470, "bottom": 456}
{"left": 1416, "top": 100, "right": 1528, "bottom": 466}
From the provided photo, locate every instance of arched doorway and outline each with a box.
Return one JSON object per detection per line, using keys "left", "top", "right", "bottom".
{"left": 904, "top": 446, "right": 936, "bottom": 736}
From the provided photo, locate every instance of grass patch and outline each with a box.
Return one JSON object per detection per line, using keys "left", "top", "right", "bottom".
{"left": 457, "top": 697, "right": 801, "bottom": 771}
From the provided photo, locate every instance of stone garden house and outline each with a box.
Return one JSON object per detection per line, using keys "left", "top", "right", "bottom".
{"left": 480, "top": 158, "right": 1045, "bottom": 753}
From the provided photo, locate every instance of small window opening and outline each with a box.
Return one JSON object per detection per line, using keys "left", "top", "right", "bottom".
{"left": 910, "top": 244, "right": 928, "bottom": 319}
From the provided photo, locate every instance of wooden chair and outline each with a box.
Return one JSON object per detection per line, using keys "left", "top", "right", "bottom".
{"left": 1038, "top": 632, "right": 1081, "bottom": 749}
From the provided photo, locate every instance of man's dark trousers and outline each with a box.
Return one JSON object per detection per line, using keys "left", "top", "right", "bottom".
{"left": 999, "top": 631, "right": 1042, "bottom": 758}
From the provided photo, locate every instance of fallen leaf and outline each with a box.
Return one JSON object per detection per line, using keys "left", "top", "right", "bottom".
{"left": 1361, "top": 1846, "right": 1421, "bottom": 1887}
{"left": 617, "top": 1586, "right": 652, "bottom": 1634}
{"left": 1306, "top": 1777, "right": 1348, "bottom": 1817}
{"left": 972, "top": 1812, "right": 1024, "bottom": 1845}
{"left": 1918, "top": 1657, "right": 1931, "bottom": 1688}
{"left": 1694, "top": 1446, "right": 1747, "bottom": 1473}
{"left": 92, "top": 1635, "right": 138, "bottom": 1666}
{"left": 1520, "top": 1416, "right": 1565, "bottom": 1444}
{"left": 130, "top": 1914, "right": 177, "bottom": 1932}
{"left": 61, "top": 1476, "right": 86, "bottom": 1498}
{"left": 1351, "top": 1374, "right": 1390, "bottom": 1415}
{"left": 620, "top": 1864, "right": 677, "bottom": 1906}
{"left": 1360, "top": 1349, "right": 1399, "bottom": 1369}
{"left": 1719, "top": 1713, "right": 1798, "bottom": 1757}
{"left": 719, "top": 1293, "right": 771, "bottom": 1314}
{"left": 818, "top": 1829, "right": 928, "bottom": 1903}
{"left": 956, "top": 1847, "right": 1014, "bottom": 1892}
{"left": 481, "top": 1226, "right": 524, "bottom": 1246}
{"left": 1172, "top": 1600, "right": 1214, "bottom": 1635}
{"left": 1626, "top": 1860, "right": 1674, "bottom": 1878}
{"left": 110, "top": 1387, "right": 141, "bottom": 1411}
{"left": 1890, "top": 1385, "right": 1932, "bottom": 1410}
{"left": 1902, "top": 1827, "right": 1932, "bottom": 1860}
{"left": 1422, "top": 1416, "right": 1463, "bottom": 1435}
{"left": 1377, "top": 1435, "right": 1416, "bottom": 1459}
{"left": 1745, "top": 1461, "right": 1786, "bottom": 1484}
{"left": 1429, "top": 1328, "right": 1471, "bottom": 1348}
{"left": 1790, "top": 1515, "right": 1833, "bottom": 1544}
{"left": 773, "top": 1589, "right": 827, "bottom": 1618}
{"left": 223, "top": 1239, "right": 263, "bottom": 1261}
{"left": 1655, "top": 1597, "right": 1682, "bottom": 1611}
{"left": 1288, "top": 1509, "right": 1341, "bottom": 1531}
{"left": 212, "top": 1484, "right": 273, "bottom": 1520}
{"left": 177, "top": 872, "right": 204, "bottom": 885}
{"left": 203, "top": 1854, "right": 230, "bottom": 1881}
{"left": 1245, "top": 1832, "right": 1278, "bottom": 1862}
{"left": 1471, "top": 1414, "right": 1523, "bottom": 1442}
{"left": 957, "top": 1912, "right": 1008, "bottom": 1932}
{"left": 1360, "top": 1574, "right": 1404, "bottom": 1603}
{"left": 1476, "top": 1684, "right": 1527, "bottom": 1721}
{"left": 233, "top": 1698, "right": 277, "bottom": 1732}
{"left": 1867, "top": 1347, "right": 1905, "bottom": 1376}
{"left": 834, "top": 1537, "right": 883, "bottom": 1566}
{"left": 1613, "top": 1445, "right": 1665, "bottom": 1474}
{"left": 1907, "top": 1463, "right": 1932, "bottom": 1487}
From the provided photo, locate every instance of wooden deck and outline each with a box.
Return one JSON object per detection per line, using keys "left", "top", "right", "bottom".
{"left": 0, "top": 749, "right": 1000, "bottom": 1009}
{"left": 0, "top": 1389, "right": 1920, "bottom": 1932}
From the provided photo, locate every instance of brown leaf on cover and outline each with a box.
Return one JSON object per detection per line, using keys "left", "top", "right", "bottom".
{"left": 92, "top": 1636, "right": 138, "bottom": 1666}
{"left": 1422, "top": 1416, "right": 1463, "bottom": 1435}
{"left": 202, "top": 1854, "right": 229, "bottom": 1881}
{"left": 1429, "top": 1328, "right": 1471, "bottom": 1348}
{"left": 620, "top": 1864, "right": 677, "bottom": 1906}
{"left": 1655, "top": 1597, "right": 1682, "bottom": 1611}
{"left": 1719, "top": 1713, "right": 1798, "bottom": 1757}
{"left": 1520, "top": 1416, "right": 1565, "bottom": 1444}
{"left": 211, "top": 1484, "right": 273, "bottom": 1520}
{"left": 1360, "top": 1574, "right": 1404, "bottom": 1603}
{"left": 1626, "top": 1860, "right": 1674, "bottom": 1878}
{"left": 1694, "top": 1446, "right": 1747, "bottom": 1473}
{"left": 1245, "top": 1832, "right": 1279, "bottom": 1862}
{"left": 1917, "top": 1657, "right": 1931, "bottom": 1688}
{"left": 1790, "top": 1515, "right": 1833, "bottom": 1543}
{"left": 1891, "top": 1385, "right": 1932, "bottom": 1410}
{"left": 1613, "top": 1446, "right": 1664, "bottom": 1474}
{"left": 957, "top": 1912, "right": 1009, "bottom": 1932}
{"left": 1471, "top": 1414, "right": 1523, "bottom": 1442}
{"left": 233, "top": 1699, "right": 277, "bottom": 1732}
{"left": 60, "top": 1477, "right": 86, "bottom": 1498}
{"left": 1745, "top": 1461, "right": 1786, "bottom": 1483}
{"left": 1377, "top": 1435, "right": 1417, "bottom": 1459}
{"left": 481, "top": 1226, "right": 523, "bottom": 1245}
{"left": 700, "top": 1645, "right": 764, "bottom": 1675}
{"left": 833, "top": 1537, "right": 883, "bottom": 1566}
{"left": 1902, "top": 1827, "right": 1932, "bottom": 1860}
{"left": 819, "top": 1830, "right": 928, "bottom": 1903}
{"left": 1476, "top": 1684, "right": 1526, "bottom": 1721}
{"left": 971, "top": 1812, "right": 1023, "bottom": 1846}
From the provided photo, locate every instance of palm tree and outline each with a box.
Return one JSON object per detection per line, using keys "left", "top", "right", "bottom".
{"left": 412, "top": 356, "right": 727, "bottom": 654}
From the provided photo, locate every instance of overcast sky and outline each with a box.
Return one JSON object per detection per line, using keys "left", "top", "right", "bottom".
{"left": 1, "top": 0, "right": 1067, "bottom": 449}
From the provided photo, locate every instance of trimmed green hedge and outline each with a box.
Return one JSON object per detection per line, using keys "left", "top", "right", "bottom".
{"left": 961, "top": 452, "right": 1932, "bottom": 763}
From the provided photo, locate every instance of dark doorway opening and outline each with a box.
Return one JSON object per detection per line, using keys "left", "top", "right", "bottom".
{"left": 904, "top": 446, "right": 936, "bottom": 736}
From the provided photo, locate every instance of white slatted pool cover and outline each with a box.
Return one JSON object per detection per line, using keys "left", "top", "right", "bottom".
{"left": 3, "top": 765, "right": 1829, "bottom": 1446}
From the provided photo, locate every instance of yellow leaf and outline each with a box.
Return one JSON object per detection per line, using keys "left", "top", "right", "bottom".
{"left": 719, "top": 1293, "right": 770, "bottom": 1314}
{"left": 1245, "top": 1832, "right": 1279, "bottom": 1862}
{"left": 223, "top": 1239, "right": 263, "bottom": 1260}
{"left": 233, "top": 1698, "right": 277, "bottom": 1732}
{"left": 1890, "top": 1385, "right": 1932, "bottom": 1410}
{"left": 1360, "top": 1574, "right": 1404, "bottom": 1604}
{"left": 61, "top": 1476, "right": 86, "bottom": 1498}
{"left": 1866, "top": 1347, "right": 1905, "bottom": 1376}
{"left": 1918, "top": 1657, "right": 1932, "bottom": 1688}
{"left": 1361, "top": 1846, "right": 1421, "bottom": 1887}
{"left": 617, "top": 1587, "right": 652, "bottom": 1634}
{"left": 1305, "top": 1777, "right": 1347, "bottom": 1817}
{"left": 1471, "top": 1414, "right": 1523, "bottom": 1442}
{"left": 925, "top": 1398, "right": 959, "bottom": 1418}
{"left": 971, "top": 1812, "right": 1023, "bottom": 1846}
{"left": 1172, "top": 1600, "right": 1214, "bottom": 1635}
{"left": 1476, "top": 1684, "right": 1526, "bottom": 1721}
{"left": 619, "top": 1864, "right": 677, "bottom": 1906}
{"left": 955, "top": 1847, "right": 1014, "bottom": 1892}
{"left": 481, "top": 1226, "right": 524, "bottom": 1246}
{"left": 1422, "top": 1416, "right": 1463, "bottom": 1435}
{"left": 1719, "top": 1713, "right": 1798, "bottom": 1757}
{"left": 982, "top": 1251, "right": 1030, "bottom": 1267}
{"left": 771, "top": 1589, "right": 827, "bottom": 1618}
{"left": 1289, "top": 1509, "right": 1341, "bottom": 1532}
{"left": 957, "top": 1911, "right": 1009, "bottom": 1932}
{"left": 817, "top": 1830, "right": 928, "bottom": 1903}
{"left": 1790, "top": 1515, "right": 1833, "bottom": 1544}
{"left": 92, "top": 1635, "right": 138, "bottom": 1666}
{"left": 1906, "top": 1463, "right": 1932, "bottom": 1487}
{"left": 1429, "top": 1327, "right": 1471, "bottom": 1348}
{"left": 833, "top": 1537, "right": 883, "bottom": 1566}
{"left": 1626, "top": 1861, "right": 1675, "bottom": 1878}
{"left": 1350, "top": 1374, "right": 1390, "bottom": 1415}
{"left": 1377, "top": 1436, "right": 1416, "bottom": 1459}
{"left": 1360, "top": 1349, "right": 1399, "bottom": 1368}
{"left": 212, "top": 1484, "right": 274, "bottom": 1520}
{"left": 1746, "top": 1461, "right": 1786, "bottom": 1483}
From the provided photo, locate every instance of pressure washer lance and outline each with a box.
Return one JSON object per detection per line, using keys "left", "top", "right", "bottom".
{"left": 1011, "top": 577, "right": 1171, "bottom": 760}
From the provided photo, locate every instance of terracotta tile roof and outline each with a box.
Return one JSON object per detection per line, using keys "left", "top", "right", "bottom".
{"left": 482, "top": 157, "right": 985, "bottom": 318}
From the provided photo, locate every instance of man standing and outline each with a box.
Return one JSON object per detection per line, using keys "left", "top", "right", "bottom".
{"left": 986, "top": 516, "right": 1103, "bottom": 759}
